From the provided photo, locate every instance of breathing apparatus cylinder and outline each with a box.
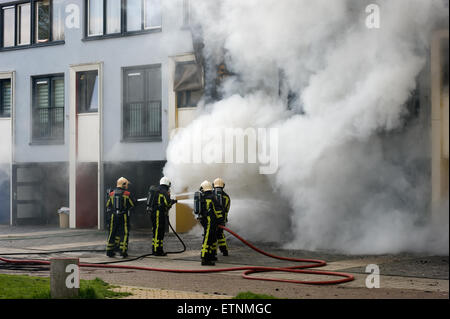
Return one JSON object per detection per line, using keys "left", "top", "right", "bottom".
{"left": 214, "top": 188, "right": 224, "bottom": 207}
{"left": 146, "top": 185, "right": 159, "bottom": 213}
{"left": 194, "top": 191, "right": 204, "bottom": 216}
{"left": 113, "top": 192, "right": 124, "bottom": 214}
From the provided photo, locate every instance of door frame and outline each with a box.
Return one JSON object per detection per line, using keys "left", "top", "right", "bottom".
{"left": 69, "top": 62, "right": 103, "bottom": 229}
{"left": 431, "top": 30, "right": 449, "bottom": 217}
{"left": 0, "top": 71, "right": 15, "bottom": 226}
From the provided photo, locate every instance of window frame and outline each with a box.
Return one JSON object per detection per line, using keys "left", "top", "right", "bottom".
{"left": 84, "top": 0, "right": 163, "bottom": 41}
{"left": 17, "top": 2, "right": 31, "bottom": 46}
{"left": 121, "top": 64, "right": 162, "bottom": 142}
{"left": 176, "top": 89, "right": 203, "bottom": 109}
{"left": 0, "top": 78, "right": 12, "bottom": 118}
{"left": 31, "top": 73, "right": 65, "bottom": 144}
{"left": 0, "top": 0, "right": 65, "bottom": 51}
{"left": 76, "top": 70, "right": 99, "bottom": 114}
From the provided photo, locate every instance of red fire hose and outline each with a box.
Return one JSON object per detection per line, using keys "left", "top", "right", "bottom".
{"left": 0, "top": 226, "right": 354, "bottom": 285}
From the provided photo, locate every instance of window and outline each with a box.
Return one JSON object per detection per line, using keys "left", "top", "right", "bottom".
{"left": 17, "top": 3, "right": 31, "bottom": 45}
{"left": 86, "top": 0, "right": 162, "bottom": 39}
{"left": 106, "top": 0, "right": 121, "bottom": 34}
{"left": 76, "top": 70, "right": 99, "bottom": 113}
{"left": 123, "top": 65, "right": 161, "bottom": 141}
{"left": 177, "top": 90, "right": 203, "bottom": 108}
{"left": 2, "top": 6, "right": 15, "bottom": 47}
{"left": 32, "top": 75, "right": 64, "bottom": 143}
{"left": 88, "top": 0, "right": 103, "bottom": 36}
{"left": 0, "top": 79, "right": 12, "bottom": 118}
{"left": 182, "top": 0, "right": 190, "bottom": 27}
{"left": 0, "top": 1, "right": 64, "bottom": 49}
{"left": 35, "top": 0, "right": 50, "bottom": 42}
{"left": 126, "top": 0, "right": 141, "bottom": 32}
{"left": 52, "top": 0, "right": 65, "bottom": 41}
{"left": 174, "top": 61, "right": 204, "bottom": 108}
{"left": 143, "top": 0, "right": 161, "bottom": 30}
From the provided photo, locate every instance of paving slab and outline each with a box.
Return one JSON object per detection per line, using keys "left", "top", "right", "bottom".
{"left": 0, "top": 225, "right": 448, "bottom": 299}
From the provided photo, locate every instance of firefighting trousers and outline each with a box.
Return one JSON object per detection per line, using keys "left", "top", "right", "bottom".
{"left": 106, "top": 213, "right": 129, "bottom": 254}
{"left": 201, "top": 214, "right": 218, "bottom": 260}
{"left": 151, "top": 209, "right": 166, "bottom": 252}
{"left": 215, "top": 226, "right": 228, "bottom": 253}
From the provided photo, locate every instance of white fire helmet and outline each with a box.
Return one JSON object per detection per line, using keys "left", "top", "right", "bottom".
{"left": 160, "top": 176, "right": 171, "bottom": 187}
{"left": 200, "top": 180, "right": 213, "bottom": 192}
{"left": 213, "top": 178, "right": 225, "bottom": 188}
{"left": 117, "top": 177, "right": 130, "bottom": 189}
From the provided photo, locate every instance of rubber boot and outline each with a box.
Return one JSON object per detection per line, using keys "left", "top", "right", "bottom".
{"left": 211, "top": 250, "right": 218, "bottom": 261}
{"left": 106, "top": 251, "right": 115, "bottom": 258}
{"left": 201, "top": 258, "right": 215, "bottom": 266}
{"left": 154, "top": 248, "right": 167, "bottom": 256}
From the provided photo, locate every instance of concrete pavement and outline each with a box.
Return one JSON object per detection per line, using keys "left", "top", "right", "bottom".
{"left": 0, "top": 225, "right": 448, "bottom": 299}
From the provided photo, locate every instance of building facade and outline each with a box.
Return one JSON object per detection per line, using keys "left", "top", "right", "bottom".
{"left": 0, "top": 1, "right": 448, "bottom": 231}
{"left": 0, "top": 0, "right": 201, "bottom": 229}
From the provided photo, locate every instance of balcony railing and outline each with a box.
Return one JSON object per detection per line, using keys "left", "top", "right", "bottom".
{"left": 32, "top": 107, "right": 64, "bottom": 142}
{"left": 123, "top": 101, "right": 161, "bottom": 140}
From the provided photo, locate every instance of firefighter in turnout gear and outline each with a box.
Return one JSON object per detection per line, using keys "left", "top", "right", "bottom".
{"left": 106, "top": 177, "right": 135, "bottom": 258}
{"left": 147, "top": 177, "right": 177, "bottom": 256}
{"left": 195, "top": 180, "right": 223, "bottom": 266}
{"left": 213, "top": 178, "right": 231, "bottom": 257}
{"left": 105, "top": 188, "right": 121, "bottom": 253}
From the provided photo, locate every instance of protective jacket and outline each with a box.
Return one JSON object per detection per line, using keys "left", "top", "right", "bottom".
{"left": 150, "top": 185, "right": 175, "bottom": 255}
{"left": 200, "top": 191, "right": 222, "bottom": 263}
{"left": 106, "top": 187, "right": 135, "bottom": 256}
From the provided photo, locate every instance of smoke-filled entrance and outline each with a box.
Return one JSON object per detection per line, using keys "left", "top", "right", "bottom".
{"left": 12, "top": 163, "right": 68, "bottom": 226}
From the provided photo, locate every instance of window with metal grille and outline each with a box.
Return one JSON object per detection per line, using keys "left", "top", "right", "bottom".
{"left": 32, "top": 75, "right": 64, "bottom": 143}
{"left": 122, "top": 65, "right": 161, "bottom": 141}
{"left": 0, "top": 79, "right": 12, "bottom": 118}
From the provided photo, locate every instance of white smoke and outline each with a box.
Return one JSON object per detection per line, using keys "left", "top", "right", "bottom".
{"left": 164, "top": 0, "right": 449, "bottom": 254}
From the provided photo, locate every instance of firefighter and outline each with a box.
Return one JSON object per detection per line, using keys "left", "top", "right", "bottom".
{"left": 106, "top": 177, "right": 135, "bottom": 258}
{"left": 149, "top": 177, "right": 176, "bottom": 256}
{"left": 105, "top": 187, "right": 121, "bottom": 253}
{"left": 213, "top": 178, "right": 231, "bottom": 256}
{"left": 197, "top": 180, "right": 223, "bottom": 266}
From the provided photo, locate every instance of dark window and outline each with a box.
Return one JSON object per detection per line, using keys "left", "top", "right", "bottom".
{"left": 0, "top": 0, "right": 64, "bottom": 49}
{"left": 442, "top": 39, "right": 449, "bottom": 88}
{"left": 86, "top": 0, "right": 162, "bottom": 39}
{"left": 123, "top": 65, "right": 162, "bottom": 141}
{"left": 76, "top": 70, "right": 99, "bottom": 113}
{"left": 177, "top": 90, "right": 202, "bottom": 108}
{"left": 182, "top": 0, "right": 190, "bottom": 27}
{"left": 35, "top": 0, "right": 50, "bottom": 43}
{"left": 32, "top": 75, "right": 64, "bottom": 143}
{"left": 174, "top": 61, "right": 204, "bottom": 108}
{"left": 0, "top": 79, "right": 12, "bottom": 118}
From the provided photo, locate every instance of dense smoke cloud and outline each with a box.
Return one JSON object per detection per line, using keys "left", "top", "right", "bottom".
{"left": 164, "top": 0, "right": 449, "bottom": 254}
